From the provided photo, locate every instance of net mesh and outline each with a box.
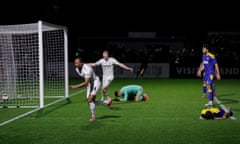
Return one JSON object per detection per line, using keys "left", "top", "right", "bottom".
{"left": 0, "top": 22, "right": 67, "bottom": 108}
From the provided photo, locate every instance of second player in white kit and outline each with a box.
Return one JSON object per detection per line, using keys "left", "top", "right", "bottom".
{"left": 90, "top": 50, "right": 133, "bottom": 101}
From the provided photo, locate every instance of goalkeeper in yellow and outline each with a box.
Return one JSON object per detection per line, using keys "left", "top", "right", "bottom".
{"left": 114, "top": 85, "right": 149, "bottom": 102}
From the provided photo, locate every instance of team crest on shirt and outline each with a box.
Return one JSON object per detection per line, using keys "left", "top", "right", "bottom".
{"left": 203, "top": 61, "right": 209, "bottom": 64}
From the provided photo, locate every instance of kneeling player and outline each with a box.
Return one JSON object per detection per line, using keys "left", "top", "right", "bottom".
{"left": 200, "top": 107, "right": 233, "bottom": 120}
{"left": 114, "top": 85, "right": 149, "bottom": 102}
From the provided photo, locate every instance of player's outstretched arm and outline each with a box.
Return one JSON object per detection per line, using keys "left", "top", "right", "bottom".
{"left": 118, "top": 63, "right": 133, "bottom": 72}
{"left": 88, "top": 63, "right": 97, "bottom": 67}
{"left": 69, "top": 77, "right": 90, "bottom": 89}
{"left": 197, "top": 63, "right": 204, "bottom": 77}
{"left": 88, "top": 59, "right": 102, "bottom": 67}
{"left": 215, "top": 64, "right": 221, "bottom": 80}
{"left": 135, "top": 93, "right": 141, "bottom": 102}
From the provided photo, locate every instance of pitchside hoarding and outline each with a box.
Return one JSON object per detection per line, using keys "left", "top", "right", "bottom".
{"left": 69, "top": 63, "right": 170, "bottom": 78}
{"left": 170, "top": 63, "right": 240, "bottom": 78}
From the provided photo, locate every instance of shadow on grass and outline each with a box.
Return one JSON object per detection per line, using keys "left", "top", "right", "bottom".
{"left": 217, "top": 93, "right": 235, "bottom": 98}
{"left": 217, "top": 93, "right": 239, "bottom": 105}
{"left": 112, "top": 106, "right": 121, "bottom": 110}
{"left": 80, "top": 122, "right": 106, "bottom": 131}
{"left": 218, "top": 98, "right": 239, "bottom": 105}
{"left": 98, "top": 115, "right": 121, "bottom": 120}
{"left": 231, "top": 108, "right": 240, "bottom": 112}
{"left": 34, "top": 99, "right": 72, "bottom": 118}
{"left": 112, "top": 101, "right": 138, "bottom": 105}
{"left": 80, "top": 115, "right": 121, "bottom": 131}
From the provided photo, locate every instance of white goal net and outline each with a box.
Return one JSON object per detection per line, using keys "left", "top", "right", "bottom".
{"left": 0, "top": 21, "right": 68, "bottom": 108}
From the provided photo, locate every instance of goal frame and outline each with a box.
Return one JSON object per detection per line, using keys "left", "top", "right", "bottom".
{"left": 38, "top": 21, "right": 69, "bottom": 108}
{"left": 0, "top": 20, "right": 69, "bottom": 108}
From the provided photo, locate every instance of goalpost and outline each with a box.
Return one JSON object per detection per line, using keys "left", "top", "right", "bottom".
{"left": 0, "top": 21, "right": 69, "bottom": 108}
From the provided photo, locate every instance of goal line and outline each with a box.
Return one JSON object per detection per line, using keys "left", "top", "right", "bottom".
{"left": 0, "top": 89, "right": 85, "bottom": 127}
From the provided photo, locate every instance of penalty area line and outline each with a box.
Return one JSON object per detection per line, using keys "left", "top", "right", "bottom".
{"left": 0, "top": 89, "right": 85, "bottom": 127}
{"left": 214, "top": 97, "right": 237, "bottom": 120}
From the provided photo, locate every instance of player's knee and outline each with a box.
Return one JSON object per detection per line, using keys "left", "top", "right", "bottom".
{"left": 102, "top": 87, "right": 107, "bottom": 92}
{"left": 88, "top": 96, "right": 94, "bottom": 103}
{"left": 207, "top": 85, "right": 212, "bottom": 90}
{"left": 88, "top": 99, "right": 92, "bottom": 103}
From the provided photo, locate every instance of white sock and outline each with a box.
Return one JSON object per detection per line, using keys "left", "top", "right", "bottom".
{"left": 95, "top": 100, "right": 108, "bottom": 105}
{"left": 89, "top": 102, "right": 96, "bottom": 117}
{"left": 103, "top": 100, "right": 109, "bottom": 104}
{"left": 209, "top": 101, "right": 213, "bottom": 105}
{"left": 104, "top": 90, "right": 111, "bottom": 99}
{"left": 101, "top": 92, "right": 105, "bottom": 101}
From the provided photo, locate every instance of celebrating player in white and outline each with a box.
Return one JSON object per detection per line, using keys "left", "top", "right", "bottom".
{"left": 70, "top": 57, "right": 112, "bottom": 121}
{"left": 89, "top": 50, "right": 133, "bottom": 101}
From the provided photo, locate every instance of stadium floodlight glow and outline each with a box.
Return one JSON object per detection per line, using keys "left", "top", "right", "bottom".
{"left": 0, "top": 21, "right": 69, "bottom": 108}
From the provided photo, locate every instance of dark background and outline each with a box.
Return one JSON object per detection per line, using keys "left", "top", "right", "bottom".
{"left": 1, "top": 1, "right": 240, "bottom": 38}
{"left": 0, "top": 1, "right": 240, "bottom": 73}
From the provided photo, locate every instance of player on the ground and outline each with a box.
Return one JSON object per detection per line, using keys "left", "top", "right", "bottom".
{"left": 69, "top": 57, "right": 112, "bottom": 121}
{"left": 89, "top": 50, "right": 133, "bottom": 101}
{"left": 199, "top": 107, "right": 233, "bottom": 120}
{"left": 197, "top": 44, "right": 221, "bottom": 106}
{"left": 114, "top": 85, "right": 149, "bottom": 102}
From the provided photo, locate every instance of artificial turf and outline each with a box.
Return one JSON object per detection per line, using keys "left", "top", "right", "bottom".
{"left": 0, "top": 78, "right": 240, "bottom": 144}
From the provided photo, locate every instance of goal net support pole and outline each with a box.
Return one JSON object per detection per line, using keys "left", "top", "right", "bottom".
{"left": 0, "top": 20, "right": 69, "bottom": 108}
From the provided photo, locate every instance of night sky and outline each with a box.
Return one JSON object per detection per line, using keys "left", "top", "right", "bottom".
{"left": 1, "top": 1, "right": 240, "bottom": 50}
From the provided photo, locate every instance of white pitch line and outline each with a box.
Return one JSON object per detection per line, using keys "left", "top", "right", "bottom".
{"left": 214, "top": 97, "right": 237, "bottom": 120}
{"left": 23, "top": 117, "right": 195, "bottom": 121}
{"left": 0, "top": 89, "right": 85, "bottom": 127}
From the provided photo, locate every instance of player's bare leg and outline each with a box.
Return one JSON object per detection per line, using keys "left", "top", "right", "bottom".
{"left": 101, "top": 88, "right": 105, "bottom": 101}
{"left": 103, "top": 88, "right": 112, "bottom": 109}
{"left": 101, "top": 78, "right": 112, "bottom": 101}
{"left": 101, "top": 86, "right": 112, "bottom": 109}
{"left": 88, "top": 95, "right": 96, "bottom": 121}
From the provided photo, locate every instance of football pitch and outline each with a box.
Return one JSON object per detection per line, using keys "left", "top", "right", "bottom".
{"left": 0, "top": 78, "right": 240, "bottom": 144}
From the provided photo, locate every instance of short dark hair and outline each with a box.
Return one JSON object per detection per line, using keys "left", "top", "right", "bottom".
{"left": 205, "top": 111, "right": 215, "bottom": 120}
{"left": 74, "top": 57, "right": 83, "bottom": 62}
{"left": 103, "top": 50, "right": 109, "bottom": 54}
{"left": 203, "top": 44, "right": 214, "bottom": 52}
{"left": 203, "top": 44, "right": 208, "bottom": 49}
{"left": 114, "top": 91, "right": 119, "bottom": 97}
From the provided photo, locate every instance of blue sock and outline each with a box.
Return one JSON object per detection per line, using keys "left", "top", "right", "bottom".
{"left": 208, "top": 89, "right": 213, "bottom": 101}
{"left": 203, "top": 85, "right": 207, "bottom": 96}
{"left": 212, "top": 84, "right": 216, "bottom": 95}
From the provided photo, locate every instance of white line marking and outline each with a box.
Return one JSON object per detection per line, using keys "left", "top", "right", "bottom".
{"left": 214, "top": 97, "right": 237, "bottom": 120}
{"left": 23, "top": 117, "right": 194, "bottom": 120}
{"left": 0, "top": 89, "right": 85, "bottom": 127}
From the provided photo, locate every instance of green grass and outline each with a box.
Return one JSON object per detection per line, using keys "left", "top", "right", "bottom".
{"left": 0, "top": 79, "right": 240, "bottom": 144}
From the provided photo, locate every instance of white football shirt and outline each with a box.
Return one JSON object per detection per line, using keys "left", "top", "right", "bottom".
{"left": 75, "top": 64, "right": 98, "bottom": 80}
{"left": 95, "top": 57, "right": 120, "bottom": 78}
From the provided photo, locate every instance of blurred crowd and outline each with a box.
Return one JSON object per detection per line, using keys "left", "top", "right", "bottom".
{"left": 170, "top": 34, "right": 240, "bottom": 65}
{"left": 78, "top": 34, "right": 240, "bottom": 65}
